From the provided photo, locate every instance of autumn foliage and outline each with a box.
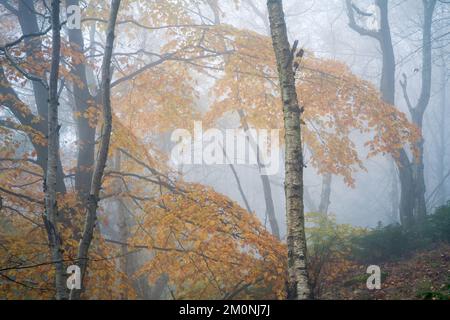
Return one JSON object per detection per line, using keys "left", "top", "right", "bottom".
{"left": 0, "top": 0, "right": 422, "bottom": 300}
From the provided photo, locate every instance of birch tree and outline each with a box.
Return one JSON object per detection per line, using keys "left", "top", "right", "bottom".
{"left": 44, "top": 0, "right": 67, "bottom": 300}
{"left": 70, "top": 0, "right": 121, "bottom": 299}
{"left": 266, "top": 0, "right": 312, "bottom": 300}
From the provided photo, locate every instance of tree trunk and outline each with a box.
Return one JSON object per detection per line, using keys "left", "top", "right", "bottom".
{"left": 389, "top": 159, "right": 399, "bottom": 223}
{"left": 413, "top": 0, "right": 436, "bottom": 223}
{"left": 17, "top": 0, "right": 67, "bottom": 195}
{"left": 348, "top": 0, "right": 436, "bottom": 227}
{"left": 398, "top": 150, "right": 415, "bottom": 228}
{"left": 377, "top": 0, "right": 417, "bottom": 227}
{"left": 377, "top": 0, "right": 396, "bottom": 106}
{"left": 399, "top": 0, "right": 436, "bottom": 224}
{"left": 65, "top": 0, "right": 97, "bottom": 206}
{"left": 70, "top": 0, "right": 121, "bottom": 299}
{"left": 437, "top": 56, "right": 447, "bottom": 206}
{"left": 44, "top": 0, "right": 67, "bottom": 300}
{"left": 318, "top": 174, "right": 332, "bottom": 215}
{"left": 347, "top": 0, "right": 416, "bottom": 227}
{"left": 237, "top": 109, "right": 280, "bottom": 239}
{"left": 303, "top": 186, "right": 317, "bottom": 213}
{"left": 113, "top": 150, "right": 131, "bottom": 299}
{"left": 227, "top": 162, "right": 253, "bottom": 214}
{"left": 266, "top": 0, "right": 311, "bottom": 300}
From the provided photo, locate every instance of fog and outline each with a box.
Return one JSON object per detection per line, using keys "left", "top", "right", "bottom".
{"left": 1, "top": 0, "right": 449, "bottom": 300}
{"left": 172, "top": 0, "right": 450, "bottom": 232}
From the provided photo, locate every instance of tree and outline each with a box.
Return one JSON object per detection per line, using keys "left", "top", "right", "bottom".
{"left": 44, "top": 0, "right": 66, "bottom": 300}
{"left": 132, "top": 183, "right": 286, "bottom": 299}
{"left": 399, "top": 0, "right": 437, "bottom": 224}
{"left": 0, "top": 0, "right": 125, "bottom": 299}
{"left": 70, "top": 0, "right": 121, "bottom": 300}
{"left": 266, "top": 0, "right": 311, "bottom": 300}
{"left": 346, "top": 0, "right": 437, "bottom": 227}
{"left": 66, "top": 0, "right": 98, "bottom": 208}
{"left": 201, "top": 1, "right": 282, "bottom": 239}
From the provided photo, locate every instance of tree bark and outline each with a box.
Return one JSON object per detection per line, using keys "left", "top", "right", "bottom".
{"left": 266, "top": 0, "right": 311, "bottom": 300}
{"left": 70, "top": 0, "right": 121, "bottom": 299}
{"left": 44, "top": 0, "right": 67, "bottom": 300}
{"left": 65, "top": 0, "right": 97, "bottom": 206}
{"left": 16, "top": 0, "right": 67, "bottom": 194}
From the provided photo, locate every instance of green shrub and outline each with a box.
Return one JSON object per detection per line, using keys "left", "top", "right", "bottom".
{"left": 305, "top": 213, "right": 367, "bottom": 297}
{"left": 423, "top": 202, "right": 450, "bottom": 243}
{"left": 350, "top": 202, "right": 450, "bottom": 264}
{"left": 350, "top": 224, "right": 425, "bottom": 263}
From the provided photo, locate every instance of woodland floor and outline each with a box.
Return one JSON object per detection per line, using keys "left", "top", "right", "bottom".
{"left": 321, "top": 243, "right": 450, "bottom": 300}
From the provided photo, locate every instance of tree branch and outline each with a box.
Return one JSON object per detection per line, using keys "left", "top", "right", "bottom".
{"left": 345, "top": 0, "right": 380, "bottom": 39}
{"left": 0, "top": 186, "right": 44, "bottom": 204}
{"left": 0, "top": 25, "right": 52, "bottom": 52}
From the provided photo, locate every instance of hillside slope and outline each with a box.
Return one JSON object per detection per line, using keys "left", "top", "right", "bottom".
{"left": 322, "top": 243, "right": 450, "bottom": 300}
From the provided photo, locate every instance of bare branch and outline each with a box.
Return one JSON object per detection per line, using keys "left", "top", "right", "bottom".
{"left": 0, "top": 158, "right": 40, "bottom": 166}
{"left": 3, "top": 49, "right": 48, "bottom": 89}
{"left": 0, "top": 186, "right": 44, "bottom": 205}
{"left": 0, "top": 25, "right": 52, "bottom": 51}
{"left": 345, "top": 0, "right": 380, "bottom": 39}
